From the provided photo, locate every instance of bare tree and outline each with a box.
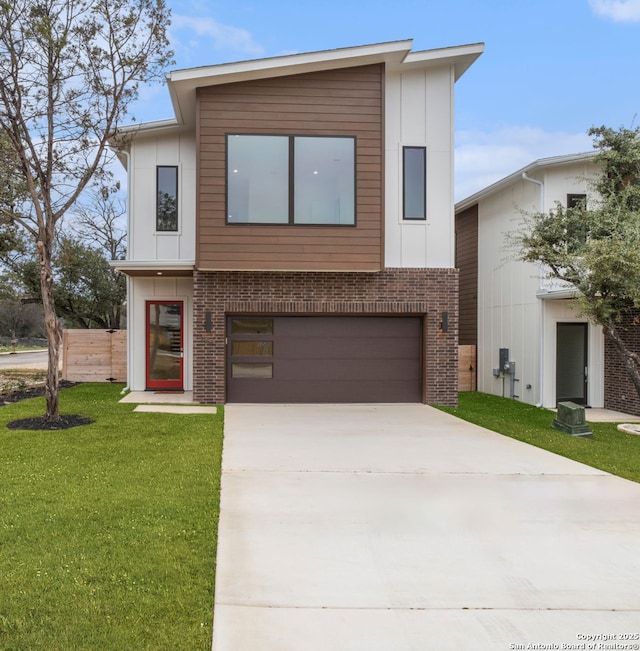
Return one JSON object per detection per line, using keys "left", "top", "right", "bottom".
{"left": 70, "top": 184, "right": 127, "bottom": 262}
{"left": 0, "top": 0, "right": 172, "bottom": 421}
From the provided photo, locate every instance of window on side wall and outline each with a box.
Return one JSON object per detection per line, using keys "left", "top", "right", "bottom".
{"left": 566, "top": 193, "right": 588, "bottom": 252}
{"left": 156, "top": 166, "right": 178, "bottom": 232}
{"left": 227, "top": 134, "right": 355, "bottom": 225}
{"left": 403, "top": 146, "right": 426, "bottom": 220}
{"left": 566, "top": 193, "right": 586, "bottom": 209}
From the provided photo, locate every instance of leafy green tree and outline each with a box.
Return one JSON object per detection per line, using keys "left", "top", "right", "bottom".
{"left": 1, "top": 186, "right": 127, "bottom": 330}
{"left": 0, "top": 0, "right": 172, "bottom": 421}
{"left": 0, "top": 296, "right": 45, "bottom": 339}
{"left": 514, "top": 125, "right": 640, "bottom": 401}
{"left": 14, "top": 235, "right": 126, "bottom": 329}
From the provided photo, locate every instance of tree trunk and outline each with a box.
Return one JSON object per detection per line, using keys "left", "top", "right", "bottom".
{"left": 38, "top": 241, "right": 61, "bottom": 422}
{"left": 603, "top": 319, "right": 640, "bottom": 405}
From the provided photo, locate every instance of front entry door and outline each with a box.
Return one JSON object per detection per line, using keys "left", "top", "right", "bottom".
{"left": 556, "top": 323, "right": 588, "bottom": 405}
{"left": 146, "top": 301, "right": 184, "bottom": 390}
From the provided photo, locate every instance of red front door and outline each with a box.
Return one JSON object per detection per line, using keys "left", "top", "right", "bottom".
{"left": 146, "top": 301, "right": 184, "bottom": 390}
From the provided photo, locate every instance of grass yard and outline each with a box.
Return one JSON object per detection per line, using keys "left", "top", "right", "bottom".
{"left": 438, "top": 392, "right": 640, "bottom": 484}
{"left": 0, "top": 383, "right": 223, "bottom": 651}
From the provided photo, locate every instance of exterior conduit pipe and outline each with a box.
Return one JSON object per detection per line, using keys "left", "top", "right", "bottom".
{"left": 521, "top": 172, "right": 545, "bottom": 407}
{"left": 120, "top": 148, "right": 132, "bottom": 396}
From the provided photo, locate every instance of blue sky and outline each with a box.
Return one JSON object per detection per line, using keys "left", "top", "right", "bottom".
{"left": 130, "top": 0, "right": 640, "bottom": 200}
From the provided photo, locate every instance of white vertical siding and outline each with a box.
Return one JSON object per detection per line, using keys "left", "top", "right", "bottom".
{"left": 129, "top": 131, "right": 196, "bottom": 263}
{"left": 128, "top": 277, "right": 194, "bottom": 391}
{"left": 477, "top": 179, "right": 543, "bottom": 405}
{"left": 542, "top": 301, "right": 604, "bottom": 408}
{"left": 385, "top": 65, "right": 455, "bottom": 268}
{"left": 475, "top": 160, "right": 603, "bottom": 408}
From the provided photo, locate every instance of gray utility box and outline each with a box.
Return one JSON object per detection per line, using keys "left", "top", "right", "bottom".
{"left": 552, "top": 401, "right": 593, "bottom": 439}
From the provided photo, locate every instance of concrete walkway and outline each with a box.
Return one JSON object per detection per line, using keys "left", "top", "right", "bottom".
{"left": 211, "top": 404, "right": 640, "bottom": 650}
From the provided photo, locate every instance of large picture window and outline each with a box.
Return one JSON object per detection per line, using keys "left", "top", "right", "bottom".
{"left": 403, "top": 146, "right": 426, "bottom": 220}
{"left": 156, "top": 166, "right": 178, "bottom": 231}
{"left": 227, "top": 134, "right": 355, "bottom": 225}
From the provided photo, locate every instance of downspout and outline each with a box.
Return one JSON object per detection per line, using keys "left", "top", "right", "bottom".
{"left": 522, "top": 172, "right": 545, "bottom": 407}
{"left": 120, "top": 149, "right": 132, "bottom": 395}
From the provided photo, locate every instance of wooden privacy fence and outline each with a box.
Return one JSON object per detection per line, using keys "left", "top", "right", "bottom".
{"left": 62, "top": 329, "right": 127, "bottom": 383}
{"left": 458, "top": 345, "right": 477, "bottom": 392}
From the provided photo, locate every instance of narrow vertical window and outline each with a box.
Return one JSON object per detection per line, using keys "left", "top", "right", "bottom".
{"left": 403, "top": 147, "right": 426, "bottom": 220}
{"left": 156, "top": 166, "right": 178, "bottom": 231}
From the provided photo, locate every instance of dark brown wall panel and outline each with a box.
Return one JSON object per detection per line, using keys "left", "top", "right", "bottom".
{"left": 196, "top": 64, "right": 384, "bottom": 271}
{"left": 455, "top": 204, "right": 478, "bottom": 346}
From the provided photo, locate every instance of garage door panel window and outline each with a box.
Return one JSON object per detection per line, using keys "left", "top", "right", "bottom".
{"left": 232, "top": 363, "right": 273, "bottom": 379}
{"left": 227, "top": 134, "right": 355, "bottom": 226}
{"left": 230, "top": 318, "right": 274, "bottom": 335}
{"left": 231, "top": 341, "right": 274, "bottom": 356}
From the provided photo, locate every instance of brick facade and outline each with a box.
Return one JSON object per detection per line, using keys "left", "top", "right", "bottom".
{"left": 192, "top": 268, "right": 458, "bottom": 406}
{"left": 604, "top": 310, "right": 640, "bottom": 416}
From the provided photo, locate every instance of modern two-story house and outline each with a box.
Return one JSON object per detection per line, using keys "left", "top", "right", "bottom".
{"left": 112, "top": 39, "right": 484, "bottom": 404}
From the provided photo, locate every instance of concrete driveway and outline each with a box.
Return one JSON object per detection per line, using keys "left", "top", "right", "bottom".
{"left": 211, "top": 404, "right": 640, "bottom": 650}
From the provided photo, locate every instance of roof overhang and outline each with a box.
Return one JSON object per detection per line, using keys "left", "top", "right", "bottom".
{"left": 110, "top": 260, "right": 195, "bottom": 277}
{"left": 112, "top": 39, "right": 484, "bottom": 142}
{"left": 455, "top": 151, "right": 597, "bottom": 213}
{"left": 536, "top": 289, "right": 578, "bottom": 301}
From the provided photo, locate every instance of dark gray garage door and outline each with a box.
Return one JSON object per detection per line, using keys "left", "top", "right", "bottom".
{"left": 226, "top": 316, "right": 422, "bottom": 403}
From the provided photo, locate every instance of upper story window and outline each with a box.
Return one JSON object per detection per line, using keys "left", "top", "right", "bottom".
{"left": 567, "top": 193, "right": 586, "bottom": 209}
{"left": 403, "top": 146, "right": 426, "bottom": 220}
{"left": 156, "top": 166, "right": 178, "bottom": 231}
{"left": 227, "top": 134, "right": 355, "bottom": 225}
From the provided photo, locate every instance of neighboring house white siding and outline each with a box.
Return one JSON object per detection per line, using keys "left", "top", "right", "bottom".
{"left": 460, "top": 154, "right": 604, "bottom": 409}
{"left": 385, "top": 65, "right": 454, "bottom": 268}
{"left": 476, "top": 177, "right": 543, "bottom": 403}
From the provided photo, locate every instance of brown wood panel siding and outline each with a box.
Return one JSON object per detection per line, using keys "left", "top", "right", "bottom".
{"left": 455, "top": 204, "right": 478, "bottom": 346}
{"left": 196, "top": 64, "right": 384, "bottom": 271}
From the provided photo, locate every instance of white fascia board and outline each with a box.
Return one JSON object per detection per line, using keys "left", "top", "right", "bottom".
{"left": 109, "top": 118, "right": 185, "bottom": 153}
{"left": 167, "top": 40, "right": 414, "bottom": 127}
{"left": 398, "top": 42, "right": 484, "bottom": 80}
{"left": 455, "top": 151, "right": 597, "bottom": 213}
{"left": 168, "top": 39, "right": 413, "bottom": 86}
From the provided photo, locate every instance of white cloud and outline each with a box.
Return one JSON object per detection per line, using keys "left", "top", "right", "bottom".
{"left": 170, "top": 14, "right": 264, "bottom": 59}
{"left": 455, "top": 126, "right": 593, "bottom": 201}
{"left": 588, "top": 0, "right": 640, "bottom": 21}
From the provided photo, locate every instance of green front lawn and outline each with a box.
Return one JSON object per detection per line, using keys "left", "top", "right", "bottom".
{"left": 0, "top": 383, "right": 223, "bottom": 651}
{"left": 438, "top": 392, "right": 640, "bottom": 483}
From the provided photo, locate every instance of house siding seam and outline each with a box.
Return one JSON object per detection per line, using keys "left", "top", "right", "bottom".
{"left": 604, "top": 309, "right": 640, "bottom": 416}
{"left": 192, "top": 268, "right": 458, "bottom": 406}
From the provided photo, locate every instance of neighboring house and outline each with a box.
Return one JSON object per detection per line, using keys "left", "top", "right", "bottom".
{"left": 112, "top": 39, "right": 484, "bottom": 404}
{"left": 455, "top": 152, "right": 609, "bottom": 410}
